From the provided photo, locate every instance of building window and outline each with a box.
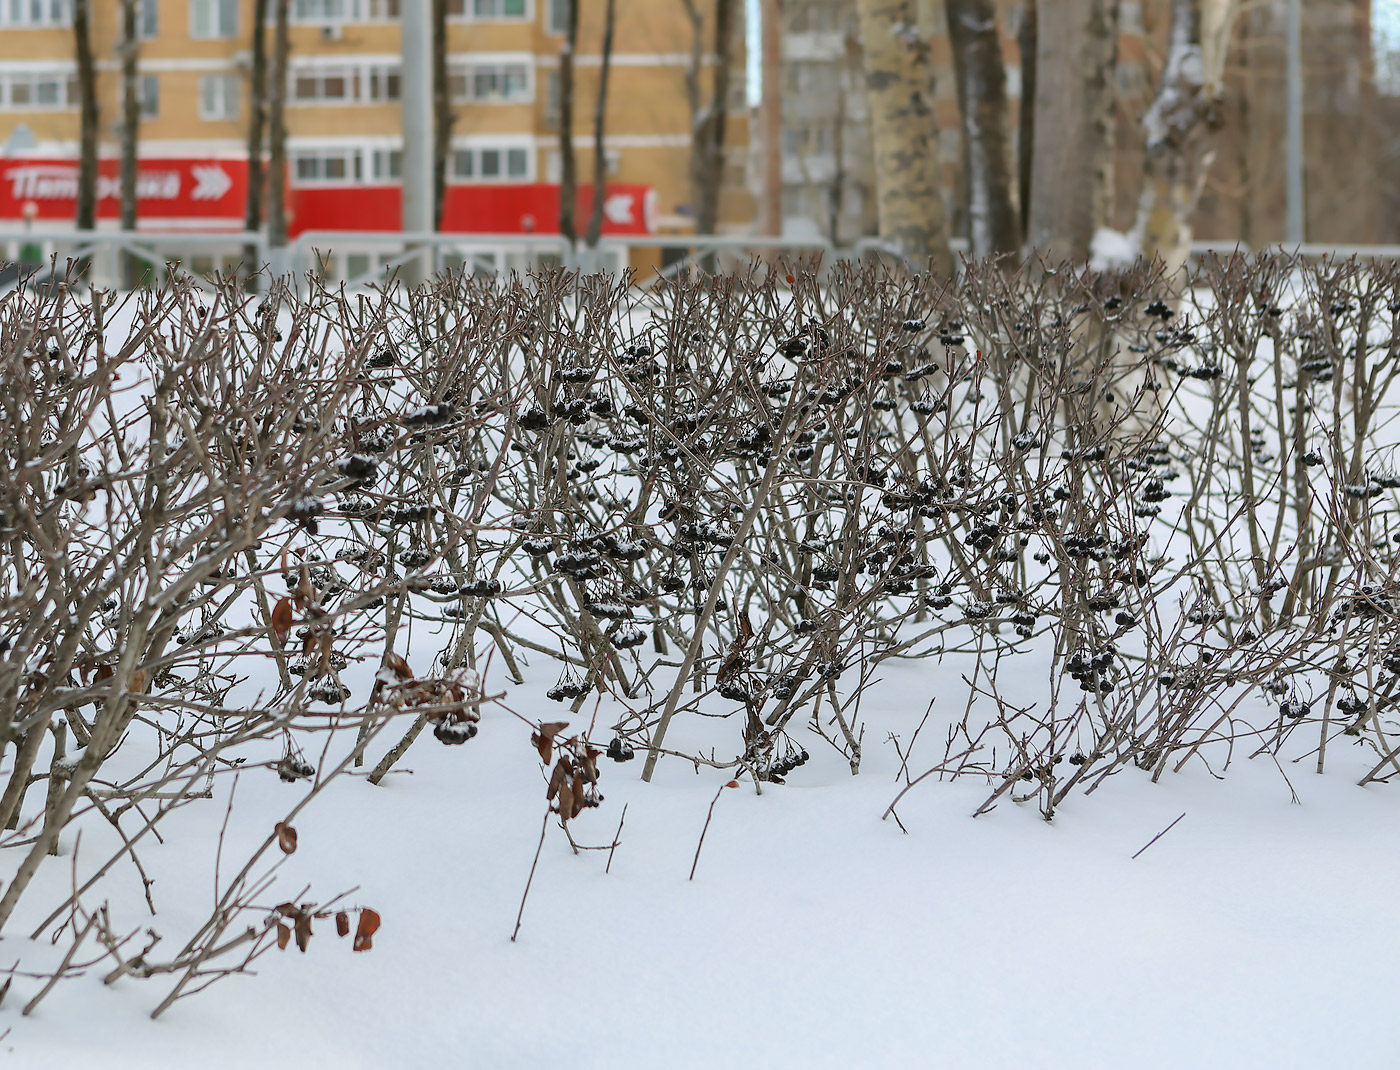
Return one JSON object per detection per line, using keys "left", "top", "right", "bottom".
{"left": 293, "top": 66, "right": 360, "bottom": 103}
{"left": 0, "top": 0, "right": 69, "bottom": 27}
{"left": 190, "top": 0, "right": 237, "bottom": 38}
{"left": 138, "top": 0, "right": 157, "bottom": 36}
{"left": 290, "top": 63, "right": 400, "bottom": 104}
{"left": 451, "top": 144, "right": 531, "bottom": 183}
{"left": 140, "top": 73, "right": 159, "bottom": 118}
{"left": 291, "top": 148, "right": 364, "bottom": 185}
{"left": 367, "top": 65, "right": 401, "bottom": 101}
{"left": 292, "top": 0, "right": 400, "bottom": 18}
{"left": 458, "top": 0, "right": 527, "bottom": 19}
{"left": 449, "top": 61, "right": 531, "bottom": 103}
{"left": 546, "top": 0, "right": 567, "bottom": 33}
{"left": 542, "top": 69, "right": 559, "bottom": 128}
{"left": 199, "top": 73, "right": 239, "bottom": 120}
{"left": 370, "top": 148, "right": 401, "bottom": 181}
{"left": 0, "top": 71, "right": 75, "bottom": 110}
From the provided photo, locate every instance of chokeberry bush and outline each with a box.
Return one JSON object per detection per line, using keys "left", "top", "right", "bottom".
{"left": 4, "top": 250, "right": 1400, "bottom": 1011}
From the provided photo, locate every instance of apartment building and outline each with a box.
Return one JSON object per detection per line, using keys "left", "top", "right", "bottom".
{"left": 0, "top": 0, "right": 753, "bottom": 276}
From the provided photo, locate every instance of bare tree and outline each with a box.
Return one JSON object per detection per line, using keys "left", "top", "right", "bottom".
{"left": 1026, "top": 0, "right": 1120, "bottom": 262}
{"left": 585, "top": 0, "right": 618, "bottom": 249}
{"left": 1133, "top": 0, "right": 1238, "bottom": 276}
{"left": 682, "top": 0, "right": 738, "bottom": 238}
{"left": 1017, "top": 0, "right": 1035, "bottom": 243}
{"left": 855, "top": 0, "right": 952, "bottom": 273}
{"left": 558, "top": 0, "right": 580, "bottom": 250}
{"left": 433, "top": 0, "right": 454, "bottom": 231}
{"left": 118, "top": 0, "right": 141, "bottom": 288}
{"left": 72, "top": 0, "right": 99, "bottom": 236}
{"left": 244, "top": 0, "right": 270, "bottom": 279}
{"left": 266, "top": 0, "right": 291, "bottom": 253}
{"left": 945, "top": 0, "right": 1019, "bottom": 257}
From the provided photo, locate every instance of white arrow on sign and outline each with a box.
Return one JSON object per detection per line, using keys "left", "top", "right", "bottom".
{"left": 190, "top": 164, "right": 232, "bottom": 201}
{"left": 603, "top": 193, "right": 635, "bottom": 226}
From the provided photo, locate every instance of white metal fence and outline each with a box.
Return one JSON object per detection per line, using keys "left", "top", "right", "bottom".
{"left": 3, "top": 228, "right": 1400, "bottom": 293}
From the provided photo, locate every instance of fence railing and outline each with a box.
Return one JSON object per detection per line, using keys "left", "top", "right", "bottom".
{"left": 4, "top": 228, "right": 1400, "bottom": 293}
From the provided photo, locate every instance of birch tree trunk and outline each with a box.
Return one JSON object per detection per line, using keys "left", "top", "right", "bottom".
{"left": 682, "top": 0, "right": 736, "bottom": 238}
{"left": 584, "top": 0, "right": 617, "bottom": 249}
{"left": 244, "top": 0, "right": 269, "bottom": 279}
{"left": 558, "top": 0, "right": 580, "bottom": 249}
{"left": 72, "top": 0, "right": 99, "bottom": 237}
{"left": 118, "top": 0, "right": 141, "bottom": 288}
{"left": 855, "top": 0, "right": 952, "bottom": 274}
{"left": 432, "top": 0, "right": 453, "bottom": 232}
{"left": 1025, "top": 0, "right": 1120, "bottom": 262}
{"left": 945, "top": 0, "right": 1019, "bottom": 257}
{"left": 266, "top": 0, "right": 290, "bottom": 252}
{"left": 1133, "top": 0, "right": 1237, "bottom": 278}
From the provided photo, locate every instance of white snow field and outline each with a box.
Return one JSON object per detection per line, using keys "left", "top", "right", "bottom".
{"left": 5, "top": 653, "right": 1399, "bottom": 1070}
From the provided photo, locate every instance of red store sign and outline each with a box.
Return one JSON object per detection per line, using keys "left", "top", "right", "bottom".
{"left": 0, "top": 157, "right": 656, "bottom": 237}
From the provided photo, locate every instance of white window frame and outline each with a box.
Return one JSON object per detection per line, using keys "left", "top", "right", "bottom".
{"left": 139, "top": 73, "right": 159, "bottom": 119}
{"left": 448, "top": 55, "right": 534, "bottom": 104}
{"left": 290, "top": 145, "right": 366, "bottom": 187}
{"left": 138, "top": 0, "right": 158, "bottom": 38}
{"left": 291, "top": 0, "right": 400, "bottom": 20}
{"left": 0, "top": 0, "right": 69, "bottom": 28}
{"left": 0, "top": 69, "right": 76, "bottom": 111}
{"left": 189, "top": 0, "right": 238, "bottom": 39}
{"left": 289, "top": 58, "right": 401, "bottom": 105}
{"left": 445, "top": 0, "right": 532, "bottom": 21}
{"left": 198, "top": 73, "right": 240, "bottom": 121}
{"left": 449, "top": 139, "right": 535, "bottom": 184}
{"left": 545, "top": 0, "right": 568, "bottom": 34}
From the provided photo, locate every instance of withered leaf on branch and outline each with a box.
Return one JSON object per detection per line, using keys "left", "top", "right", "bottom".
{"left": 271, "top": 597, "right": 294, "bottom": 646}
{"left": 294, "top": 911, "right": 313, "bottom": 952}
{"left": 377, "top": 651, "right": 414, "bottom": 685}
{"left": 275, "top": 821, "right": 298, "bottom": 854}
{"left": 276, "top": 921, "right": 291, "bottom": 950}
{"left": 274, "top": 901, "right": 300, "bottom": 917}
{"left": 546, "top": 757, "right": 572, "bottom": 803}
{"left": 336, "top": 911, "right": 350, "bottom": 938}
{"left": 568, "top": 774, "right": 587, "bottom": 820}
{"left": 353, "top": 908, "right": 381, "bottom": 952}
{"left": 532, "top": 721, "right": 569, "bottom": 764}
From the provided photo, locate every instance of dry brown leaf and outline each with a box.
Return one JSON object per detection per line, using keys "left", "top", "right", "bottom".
{"left": 274, "top": 821, "right": 298, "bottom": 855}
{"left": 380, "top": 652, "right": 413, "bottom": 683}
{"left": 546, "top": 757, "right": 571, "bottom": 803}
{"left": 533, "top": 721, "right": 569, "bottom": 764}
{"left": 271, "top": 597, "right": 294, "bottom": 646}
{"left": 353, "top": 908, "right": 381, "bottom": 952}
{"left": 274, "top": 901, "right": 299, "bottom": 917}
{"left": 293, "top": 911, "right": 312, "bottom": 952}
{"left": 128, "top": 669, "right": 146, "bottom": 694}
{"left": 317, "top": 629, "right": 335, "bottom": 676}
{"left": 568, "top": 774, "right": 587, "bottom": 820}
{"left": 336, "top": 911, "right": 350, "bottom": 938}
{"left": 276, "top": 921, "right": 291, "bottom": 950}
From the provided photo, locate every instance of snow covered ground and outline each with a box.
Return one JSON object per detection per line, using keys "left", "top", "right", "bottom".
{"left": 5, "top": 650, "right": 1398, "bottom": 1069}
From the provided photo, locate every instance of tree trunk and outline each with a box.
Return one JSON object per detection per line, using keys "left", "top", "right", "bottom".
{"left": 72, "top": 0, "right": 99, "bottom": 238}
{"left": 855, "top": 0, "right": 952, "bottom": 274}
{"left": 266, "top": 0, "right": 291, "bottom": 252}
{"left": 946, "top": 0, "right": 1019, "bottom": 257}
{"left": 684, "top": 0, "right": 737, "bottom": 250}
{"left": 432, "top": 0, "right": 453, "bottom": 232}
{"left": 756, "top": 0, "right": 781, "bottom": 241}
{"left": 1133, "top": 0, "right": 1237, "bottom": 278}
{"left": 118, "top": 0, "right": 141, "bottom": 288}
{"left": 1025, "top": 0, "right": 1120, "bottom": 262}
{"left": 244, "top": 0, "right": 270, "bottom": 279}
{"left": 558, "top": 0, "right": 579, "bottom": 249}
{"left": 1017, "top": 0, "right": 1035, "bottom": 243}
{"left": 584, "top": 0, "right": 617, "bottom": 249}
